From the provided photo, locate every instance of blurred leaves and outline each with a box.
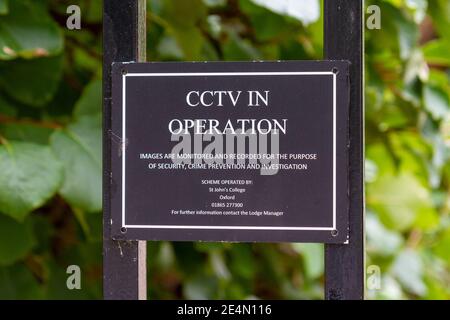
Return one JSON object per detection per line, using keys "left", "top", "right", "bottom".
{"left": 0, "top": 0, "right": 449, "bottom": 300}
{"left": 0, "top": 56, "right": 63, "bottom": 107}
{"left": 0, "top": 0, "right": 63, "bottom": 60}
{"left": 293, "top": 244, "right": 324, "bottom": 280}
{"left": 367, "top": 173, "right": 436, "bottom": 231}
{"left": 0, "top": 264, "right": 45, "bottom": 299}
{"left": 51, "top": 114, "right": 102, "bottom": 213}
{"left": 366, "top": 212, "right": 403, "bottom": 256}
{"left": 365, "top": 0, "right": 450, "bottom": 300}
{"left": 423, "top": 84, "right": 449, "bottom": 121}
{"left": 0, "top": 142, "right": 62, "bottom": 221}
{"left": 391, "top": 249, "right": 427, "bottom": 296}
{"left": 0, "top": 214, "right": 35, "bottom": 265}
{"left": 423, "top": 39, "right": 450, "bottom": 67}
{"left": 0, "top": 0, "right": 102, "bottom": 299}
{"left": 0, "top": 0, "right": 8, "bottom": 15}
{"left": 250, "top": 0, "right": 320, "bottom": 25}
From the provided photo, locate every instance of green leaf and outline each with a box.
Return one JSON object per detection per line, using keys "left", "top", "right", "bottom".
{"left": 366, "top": 212, "right": 403, "bottom": 256}
{"left": 156, "top": 242, "right": 176, "bottom": 269}
{"left": 423, "top": 40, "right": 450, "bottom": 67}
{"left": 0, "top": 93, "right": 16, "bottom": 117}
{"left": 0, "top": 0, "right": 63, "bottom": 60}
{"left": 31, "top": 214, "right": 53, "bottom": 253}
{"left": 240, "top": 0, "right": 292, "bottom": 42}
{"left": 73, "top": 79, "right": 102, "bottom": 118}
{"left": 195, "top": 242, "right": 227, "bottom": 252}
{"left": 367, "top": 173, "right": 436, "bottom": 231}
{"left": 223, "top": 32, "right": 261, "bottom": 60}
{"left": 369, "top": 275, "right": 404, "bottom": 300}
{"left": 396, "top": 19, "right": 419, "bottom": 60}
{"left": 173, "top": 242, "right": 205, "bottom": 275}
{"left": 184, "top": 275, "right": 218, "bottom": 299}
{"left": 0, "top": 142, "right": 63, "bottom": 221}
{"left": 0, "top": 214, "right": 35, "bottom": 265}
{"left": 158, "top": 0, "right": 206, "bottom": 60}
{"left": 0, "top": 0, "right": 8, "bottom": 15}
{"left": 203, "top": 0, "right": 226, "bottom": 7}
{"left": 404, "top": 0, "right": 428, "bottom": 23}
{"left": 433, "top": 228, "right": 450, "bottom": 264}
{"left": 157, "top": 36, "right": 185, "bottom": 60}
{"left": 413, "top": 201, "right": 440, "bottom": 230}
{"left": 171, "top": 27, "right": 204, "bottom": 60}
{"left": 404, "top": 49, "right": 429, "bottom": 84}
{"left": 0, "top": 123, "right": 53, "bottom": 145}
{"left": 229, "top": 245, "right": 254, "bottom": 279}
{"left": 0, "top": 55, "right": 63, "bottom": 107}
{"left": 428, "top": 0, "right": 450, "bottom": 43}
{"left": 424, "top": 272, "right": 450, "bottom": 299}
{"left": 163, "top": 0, "right": 206, "bottom": 27}
{"left": 209, "top": 251, "right": 230, "bottom": 280}
{"left": 79, "top": 0, "right": 102, "bottom": 24}
{"left": 372, "top": 3, "right": 419, "bottom": 61}
{"left": 248, "top": 0, "right": 320, "bottom": 25}
{"left": 423, "top": 84, "right": 450, "bottom": 121}
{"left": 391, "top": 249, "right": 427, "bottom": 296}
{"left": 0, "top": 264, "right": 44, "bottom": 299}
{"left": 50, "top": 115, "right": 102, "bottom": 212}
{"left": 293, "top": 243, "right": 324, "bottom": 280}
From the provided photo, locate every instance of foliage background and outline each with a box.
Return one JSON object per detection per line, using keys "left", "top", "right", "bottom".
{"left": 0, "top": 0, "right": 449, "bottom": 299}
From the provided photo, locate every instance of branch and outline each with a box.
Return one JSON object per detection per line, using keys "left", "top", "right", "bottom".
{"left": 0, "top": 114, "right": 63, "bottom": 129}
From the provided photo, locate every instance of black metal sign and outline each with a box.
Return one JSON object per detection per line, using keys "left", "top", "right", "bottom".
{"left": 110, "top": 61, "right": 349, "bottom": 243}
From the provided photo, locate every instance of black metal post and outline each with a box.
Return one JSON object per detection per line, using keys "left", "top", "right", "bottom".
{"left": 324, "top": 0, "right": 365, "bottom": 299}
{"left": 103, "top": 0, "right": 147, "bottom": 300}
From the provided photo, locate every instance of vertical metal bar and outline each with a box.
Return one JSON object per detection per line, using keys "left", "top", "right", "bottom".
{"left": 324, "top": 0, "right": 365, "bottom": 299}
{"left": 103, "top": 0, "right": 147, "bottom": 300}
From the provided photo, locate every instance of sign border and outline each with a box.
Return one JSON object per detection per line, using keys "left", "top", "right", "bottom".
{"left": 121, "top": 72, "right": 337, "bottom": 231}
{"left": 110, "top": 60, "right": 350, "bottom": 243}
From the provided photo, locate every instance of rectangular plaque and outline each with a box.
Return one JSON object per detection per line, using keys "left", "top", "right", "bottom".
{"left": 110, "top": 61, "right": 350, "bottom": 243}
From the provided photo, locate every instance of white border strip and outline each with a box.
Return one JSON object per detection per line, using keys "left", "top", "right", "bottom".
{"left": 333, "top": 72, "right": 337, "bottom": 230}
{"left": 124, "top": 225, "right": 333, "bottom": 231}
{"left": 122, "top": 71, "right": 336, "bottom": 231}
{"left": 126, "top": 72, "right": 333, "bottom": 76}
{"left": 122, "top": 74, "right": 126, "bottom": 227}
